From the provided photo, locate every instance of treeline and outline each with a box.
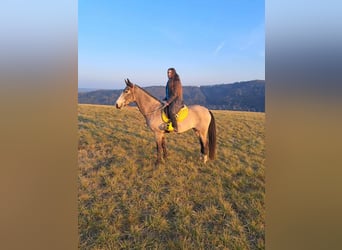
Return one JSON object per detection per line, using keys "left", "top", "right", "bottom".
{"left": 78, "top": 80, "right": 265, "bottom": 112}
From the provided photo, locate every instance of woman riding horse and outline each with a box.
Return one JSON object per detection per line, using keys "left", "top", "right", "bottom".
{"left": 115, "top": 79, "right": 216, "bottom": 165}
{"left": 163, "top": 68, "right": 184, "bottom": 133}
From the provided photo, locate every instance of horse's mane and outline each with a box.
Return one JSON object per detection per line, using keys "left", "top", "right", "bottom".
{"left": 135, "top": 85, "right": 162, "bottom": 103}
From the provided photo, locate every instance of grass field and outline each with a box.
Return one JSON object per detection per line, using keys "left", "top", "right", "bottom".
{"left": 78, "top": 104, "right": 265, "bottom": 249}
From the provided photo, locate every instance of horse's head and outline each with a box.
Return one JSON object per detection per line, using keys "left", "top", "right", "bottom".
{"left": 115, "top": 79, "right": 136, "bottom": 109}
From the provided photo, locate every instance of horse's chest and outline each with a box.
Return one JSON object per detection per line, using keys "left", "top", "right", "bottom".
{"left": 145, "top": 118, "right": 151, "bottom": 127}
{"left": 146, "top": 117, "right": 161, "bottom": 131}
{"left": 145, "top": 118, "right": 155, "bottom": 128}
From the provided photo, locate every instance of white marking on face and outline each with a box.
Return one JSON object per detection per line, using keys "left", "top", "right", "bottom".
{"left": 115, "top": 93, "right": 126, "bottom": 109}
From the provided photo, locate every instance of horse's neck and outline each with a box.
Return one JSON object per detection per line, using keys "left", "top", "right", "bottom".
{"left": 134, "top": 87, "right": 161, "bottom": 117}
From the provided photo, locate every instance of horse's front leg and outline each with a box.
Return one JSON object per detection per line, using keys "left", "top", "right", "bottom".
{"left": 161, "top": 135, "right": 167, "bottom": 160}
{"left": 154, "top": 133, "right": 164, "bottom": 166}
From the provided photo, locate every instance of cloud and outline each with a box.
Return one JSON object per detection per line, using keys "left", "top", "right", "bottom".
{"left": 214, "top": 41, "right": 225, "bottom": 55}
{"left": 239, "top": 22, "right": 264, "bottom": 52}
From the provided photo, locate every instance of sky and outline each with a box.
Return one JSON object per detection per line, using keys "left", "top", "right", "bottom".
{"left": 79, "top": 0, "right": 264, "bottom": 89}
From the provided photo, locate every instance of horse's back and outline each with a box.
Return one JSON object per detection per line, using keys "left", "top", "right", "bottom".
{"left": 188, "top": 104, "right": 210, "bottom": 115}
{"left": 186, "top": 105, "right": 211, "bottom": 128}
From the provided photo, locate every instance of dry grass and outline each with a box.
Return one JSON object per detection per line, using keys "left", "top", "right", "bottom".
{"left": 78, "top": 104, "right": 265, "bottom": 249}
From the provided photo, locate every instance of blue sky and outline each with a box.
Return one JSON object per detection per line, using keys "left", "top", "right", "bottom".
{"left": 79, "top": 0, "right": 264, "bottom": 89}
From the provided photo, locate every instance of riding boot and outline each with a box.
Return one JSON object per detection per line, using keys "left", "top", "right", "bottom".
{"left": 170, "top": 115, "right": 178, "bottom": 132}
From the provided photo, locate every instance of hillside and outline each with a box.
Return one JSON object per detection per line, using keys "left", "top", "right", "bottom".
{"left": 78, "top": 80, "right": 265, "bottom": 112}
{"left": 78, "top": 104, "right": 265, "bottom": 249}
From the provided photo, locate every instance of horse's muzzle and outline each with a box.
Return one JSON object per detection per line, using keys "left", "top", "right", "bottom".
{"left": 116, "top": 103, "right": 121, "bottom": 109}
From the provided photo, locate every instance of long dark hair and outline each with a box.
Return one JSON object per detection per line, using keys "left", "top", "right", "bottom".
{"left": 168, "top": 67, "right": 180, "bottom": 81}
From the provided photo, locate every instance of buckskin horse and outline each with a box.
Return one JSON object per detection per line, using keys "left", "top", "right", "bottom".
{"left": 115, "top": 79, "right": 216, "bottom": 165}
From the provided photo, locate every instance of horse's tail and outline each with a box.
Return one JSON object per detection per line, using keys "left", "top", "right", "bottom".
{"left": 208, "top": 110, "right": 216, "bottom": 160}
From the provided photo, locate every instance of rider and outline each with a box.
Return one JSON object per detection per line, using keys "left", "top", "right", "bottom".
{"left": 163, "top": 68, "right": 184, "bottom": 132}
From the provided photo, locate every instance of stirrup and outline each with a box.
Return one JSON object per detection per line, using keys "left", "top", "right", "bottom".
{"left": 166, "top": 122, "right": 174, "bottom": 132}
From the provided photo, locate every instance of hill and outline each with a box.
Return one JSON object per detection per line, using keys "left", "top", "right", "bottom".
{"left": 78, "top": 104, "right": 265, "bottom": 249}
{"left": 78, "top": 88, "right": 100, "bottom": 93}
{"left": 78, "top": 80, "right": 265, "bottom": 112}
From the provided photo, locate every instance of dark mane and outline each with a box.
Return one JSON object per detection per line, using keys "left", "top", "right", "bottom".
{"left": 135, "top": 85, "right": 162, "bottom": 103}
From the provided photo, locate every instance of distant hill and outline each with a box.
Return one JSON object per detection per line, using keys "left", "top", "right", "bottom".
{"left": 78, "top": 80, "right": 265, "bottom": 112}
{"left": 78, "top": 88, "right": 100, "bottom": 93}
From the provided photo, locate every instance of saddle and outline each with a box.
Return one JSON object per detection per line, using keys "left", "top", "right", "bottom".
{"left": 161, "top": 105, "right": 188, "bottom": 132}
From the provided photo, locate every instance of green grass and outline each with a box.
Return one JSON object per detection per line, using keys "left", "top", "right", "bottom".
{"left": 78, "top": 104, "right": 265, "bottom": 249}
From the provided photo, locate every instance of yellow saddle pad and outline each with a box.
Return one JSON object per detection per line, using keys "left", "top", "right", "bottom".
{"left": 162, "top": 105, "right": 189, "bottom": 128}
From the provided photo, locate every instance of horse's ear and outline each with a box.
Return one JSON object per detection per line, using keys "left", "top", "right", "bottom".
{"left": 125, "top": 78, "right": 134, "bottom": 88}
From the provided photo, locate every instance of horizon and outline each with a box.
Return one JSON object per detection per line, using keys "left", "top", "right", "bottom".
{"left": 79, "top": 1, "right": 265, "bottom": 89}
{"left": 78, "top": 79, "right": 265, "bottom": 91}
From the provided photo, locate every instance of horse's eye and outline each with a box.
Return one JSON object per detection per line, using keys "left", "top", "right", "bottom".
{"left": 124, "top": 89, "right": 129, "bottom": 93}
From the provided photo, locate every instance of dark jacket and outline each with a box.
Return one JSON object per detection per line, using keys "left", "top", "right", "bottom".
{"left": 165, "top": 77, "right": 183, "bottom": 114}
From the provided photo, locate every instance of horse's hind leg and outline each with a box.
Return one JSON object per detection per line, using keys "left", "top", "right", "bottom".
{"left": 200, "top": 135, "right": 209, "bottom": 163}
{"left": 194, "top": 129, "right": 209, "bottom": 163}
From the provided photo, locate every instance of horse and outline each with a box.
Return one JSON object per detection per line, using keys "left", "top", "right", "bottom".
{"left": 115, "top": 79, "right": 216, "bottom": 165}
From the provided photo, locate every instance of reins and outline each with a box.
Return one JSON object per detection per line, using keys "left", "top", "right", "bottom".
{"left": 144, "top": 104, "right": 167, "bottom": 115}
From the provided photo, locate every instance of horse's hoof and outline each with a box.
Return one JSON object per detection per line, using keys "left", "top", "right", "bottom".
{"left": 154, "top": 159, "right": 163, "bottom": 167}
{"left": 201, "top": 155, "right": 208, "bottom": 164}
